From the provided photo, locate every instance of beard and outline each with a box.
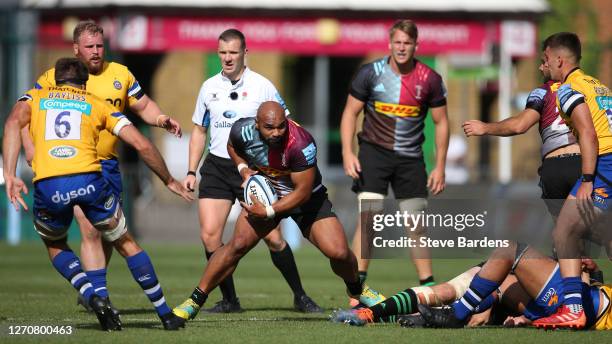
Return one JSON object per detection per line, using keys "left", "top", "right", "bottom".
{"left": 87, "top": 59, "right": 103, "bottom": 74}
{"left": 266, "top": 136, "right": 284, "bottom": 148}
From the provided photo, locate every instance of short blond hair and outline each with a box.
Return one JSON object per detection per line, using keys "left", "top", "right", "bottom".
{"left": 389, "top": 19, "right": 418, "bottom": 41}
{"left": 73, "top": 19, "right": 104, "bottom": 43}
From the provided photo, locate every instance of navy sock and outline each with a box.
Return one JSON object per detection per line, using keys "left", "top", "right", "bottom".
{"left": 52, "top": 250, "right": 94, "bottom": 302}
{"left": 453, "top": 274, "right": 499, "bottom": 321}
{"left": 126, "top": 251, "right": 171, "bottom": 316}
{"left": 269, "top": 244, "right": 306, "bottom": 297}
{"left": 86, "top": 268, "right": 109, "bottom": 298}
{"left": 474, "top": 293, "right": 496, "bottom": 314}
{"left": 562, "top": 277, "right": 583, "bottom": 310}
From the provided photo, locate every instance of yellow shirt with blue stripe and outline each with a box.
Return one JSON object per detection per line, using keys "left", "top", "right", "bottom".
{"left": 594, "top": 284, "right": 612, "bottom": 330}
{"left": 21, "top": 85, "right": 131, "bottom": 182}
{"left": 35, "top": 62, "right": 144, "bottom": 160}
{"left": 556, "top": 68, "right": 612, "bottom": 155}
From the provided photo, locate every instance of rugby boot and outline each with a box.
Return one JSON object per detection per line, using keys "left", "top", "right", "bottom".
{"left": 204, "top": 298, "right": 244, "bottom": 313}
{"left": 89, "top": 295, "right": 122, "bottom": 331}
{"left": 418, "top": 304, "right": 466, "bottom": 328}
{"left": 533, "top": 304, "right": 586, "bottom": 330}
{"left": 78, "top": 293, "right": 121, "bottom": 318}
{"left": 294, "top": 294, "right": 323, "bottom": 313}
{"left": 329, "top": 308, "right": 372, "bottom": 326}
{"left": 398, "top": 313, "right": 427, "bottom": 328}
{"left": 173, "top": 298, "right": 201, "bottom": 320}
{"left": 160, "top": 312, "right": 186, "bottom": 330}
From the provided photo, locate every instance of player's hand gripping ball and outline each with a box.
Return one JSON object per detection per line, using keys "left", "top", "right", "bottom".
{"left": 243, "top": 175, "right": 278, "bottom": 206}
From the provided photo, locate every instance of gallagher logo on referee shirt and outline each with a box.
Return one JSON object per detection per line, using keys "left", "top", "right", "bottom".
{"left": 374, "top": 101, "right": 420, "bottom": 117}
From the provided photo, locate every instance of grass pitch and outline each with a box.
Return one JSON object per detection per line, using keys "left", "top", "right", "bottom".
{"left": 0, "top": 242, "right": 610, "bottom": 343}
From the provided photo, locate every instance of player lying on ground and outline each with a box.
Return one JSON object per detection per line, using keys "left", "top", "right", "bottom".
{"left": 331, "top": 264, "right": 484, "bottom": 326}
{"left": 331, "top": 253, "right": 604, "bottom": 328}
{"left": 418, "top": 243, "right": 611, "bottom": 330}
{"left": 172, "top": 101, "right": 385, "bottom": 320}
{"left": 2, "top": 58, "right": 193, "bottom": 331}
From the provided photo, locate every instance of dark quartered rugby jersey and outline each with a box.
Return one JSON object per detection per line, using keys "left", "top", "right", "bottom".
{"left": 525, "top": 80, "right": 576, "bottom": 158}
{"left": 350, "top": 57, "right": 447, "bottom": 157}
{"left": 229, "top": 117, "right": 324, "bottom": 197}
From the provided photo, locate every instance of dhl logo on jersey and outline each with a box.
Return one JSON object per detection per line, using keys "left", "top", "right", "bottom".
{"left": 257, "top": 166, "right": 291, "bottom": 177}
{"left": 374, "top": 101, "right": 421, "bottom": 117}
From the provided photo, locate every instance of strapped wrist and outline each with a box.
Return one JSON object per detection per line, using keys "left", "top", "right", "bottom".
{"left": 156, "top": 114, "right": 169, "bottom": 127}
{"left": 237, "top": 163, "right": 248, "bottom": 174}
{"left": 265, "top": 205, "right": 275, "bottom": 219}
{"left": 187, "top": 171, "right": 196, "bottom": 177}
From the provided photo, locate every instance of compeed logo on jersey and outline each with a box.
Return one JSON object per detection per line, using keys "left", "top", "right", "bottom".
{"left": 374, "top": 101, "right": 421, "bottom": 117}
{"left": 48, "top": 145, "right": 77, "bottom": 159}
{"left": 596, "top": 96, "right": 610, "bottom": 110}
{"left": 40, "top": 98, "right": 92, "bottom": 115}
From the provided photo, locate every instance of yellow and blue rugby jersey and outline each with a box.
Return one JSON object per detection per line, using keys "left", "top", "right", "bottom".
{"left": 557, "top": 68, "right": 612, "bottom": 155}
{"left": 20, "top": 85, "right": 132, "bottom": 182}
{"left": 594, "top": 284, "right": 612, "bottom": 330}
{"left": 35, "top": 62, "right": 144, "bottom": 160}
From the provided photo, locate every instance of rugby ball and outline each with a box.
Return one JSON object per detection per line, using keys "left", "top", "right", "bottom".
{"left": 243, "top": 175, "right": 278, "bottom": 206}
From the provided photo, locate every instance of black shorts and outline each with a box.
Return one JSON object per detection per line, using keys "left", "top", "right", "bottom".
{"left": 352, "top": 140, "right": 428, "bottom": 199}
{"left": 198, "top": 154, "right": 244, "bottom": 201}
{"left": 538, "top": 153, "right": 581, "bottom": 216}
{"left": 248, "top": 190, "right": 336, "bottom": 238}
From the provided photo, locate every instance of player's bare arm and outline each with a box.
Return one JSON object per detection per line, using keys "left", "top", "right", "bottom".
{"left": 129, "top": 94, "right": 182, "bottom": 137}
{"left": 2, "top": 100, "right": 32, "bottom": 211}
{"left": 428, "top": 105, "right": 449, "bottom": 195}
{"left": 227, "top": 141, "right": 256, "bottom": 187}
{"left": 117, "top": 124, "right": 193, "bottom": 201}
{"left": 463, "top": 108, "right": 540, "bottom": 137}
{"left": 183, "top": 124, "right": 207, "bottom": 191}
{"left": 20, "top": 126, "right": 34, "bottom": 166}
{"left": 340, "top": 94, "right": 365, "bottom": 179}
{"left": 569, "top": 102, "right": 598, "bottom": 202}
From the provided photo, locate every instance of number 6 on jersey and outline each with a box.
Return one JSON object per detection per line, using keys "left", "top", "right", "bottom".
{"left": 45, "top": 109, "right": 82, "bottom": 140}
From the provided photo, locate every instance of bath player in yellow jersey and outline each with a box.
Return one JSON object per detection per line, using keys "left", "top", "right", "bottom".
{"left": 533, "top": 32, "right": 612, "bottom": 329}
{"left": 3, "top": 58, "right": 193, "bottom": 331}
{"left": 18, "top": 20, "right": 182, "bottom": 312}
